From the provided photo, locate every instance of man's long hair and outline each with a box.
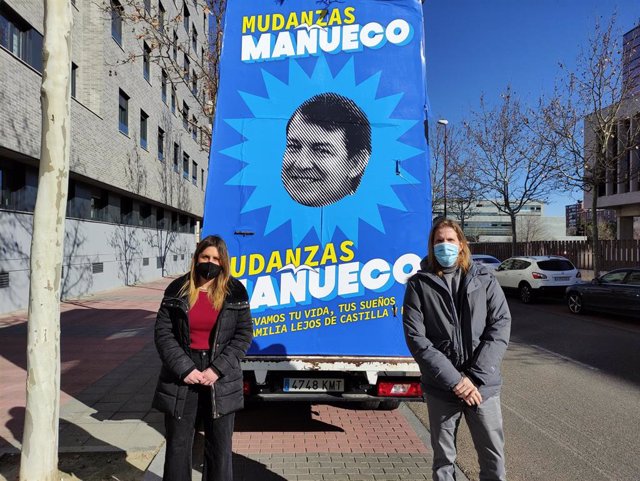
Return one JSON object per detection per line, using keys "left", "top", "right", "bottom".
{"left": 427, "top": 218, "right": 472, "bottom": 276}
{"left": 179, "top": 235, "right": 231, "bottom": 310}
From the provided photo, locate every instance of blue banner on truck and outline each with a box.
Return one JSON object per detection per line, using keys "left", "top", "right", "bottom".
{"left": 202, "top": 0, "right": 431, "bottom": 356}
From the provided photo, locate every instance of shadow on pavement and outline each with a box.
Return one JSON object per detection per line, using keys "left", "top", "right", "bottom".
{"left": 236, "top": 402, "right": 343, "bottom": 433}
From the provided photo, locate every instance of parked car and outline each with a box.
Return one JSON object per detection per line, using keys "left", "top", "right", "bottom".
{"left": 566, "top": 268, "right": 640, "bottom": 316}
{"left": 472, "top": 254, "right": 501, "bottom": 271}
{"left": 493, "top": 256, "right": 581, "bottom": 303}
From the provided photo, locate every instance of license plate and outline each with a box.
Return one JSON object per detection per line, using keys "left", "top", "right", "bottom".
{"left": 555, "top": 276, "right": 570, "bottom": 281}
{"left": 283, "top": 378, "right": 345, "bottom": 392}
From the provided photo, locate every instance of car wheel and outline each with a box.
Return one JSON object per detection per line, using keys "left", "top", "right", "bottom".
{"left": 567, "top": 293, "right": 583, "bottom": 314}
{"left": 519, "top": 283, "right": 533, "bottom": 304}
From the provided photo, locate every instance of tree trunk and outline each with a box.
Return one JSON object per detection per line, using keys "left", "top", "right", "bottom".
{"left": 20, "top": 1, "right": 72, "bottom": 480}
{"left": 591, "top": 187, "right": 600, "bottom": 277}
{"left": 510, "top": 213, "right": 518, "bottom": 256}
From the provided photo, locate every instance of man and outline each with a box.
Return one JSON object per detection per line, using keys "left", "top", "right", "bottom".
{"left": 403, "top": 218, "right": 511, "bottom": 481}
{"left": 281, "top": 92, "right": 371, "bottom": 207}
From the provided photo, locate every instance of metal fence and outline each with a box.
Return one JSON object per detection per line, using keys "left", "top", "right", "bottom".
{"left": 470, "top": 240, "right": 640, "bottom": 271}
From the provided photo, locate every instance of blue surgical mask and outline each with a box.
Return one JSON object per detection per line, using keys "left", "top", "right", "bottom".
{"left": 434, "top": 242, "right": 459, "bottom": 268}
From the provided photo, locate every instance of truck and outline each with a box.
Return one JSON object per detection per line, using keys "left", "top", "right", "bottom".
{"left": 202, "top": 0, "right": 431, "bottom": 409}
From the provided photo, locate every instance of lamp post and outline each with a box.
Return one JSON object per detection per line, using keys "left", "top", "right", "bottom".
{"left": 437, "top": 119, "right": 449, "bottom": 218}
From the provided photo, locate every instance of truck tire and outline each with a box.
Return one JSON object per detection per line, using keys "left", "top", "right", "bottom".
{"left": 378, "top": 400, "right": 401, "bottom": 410}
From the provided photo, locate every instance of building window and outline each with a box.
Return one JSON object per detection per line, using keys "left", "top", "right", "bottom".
{"left": 121, "top": 197, "right": 133, "bottom": 224}
{"left": 111, "top": 0, "right": 123, "bottom": 45}
{"left": 182, "top": 101, "right": 189, "bottom": 130}
{"left": 140, "top": 110, "right": 148, "bottom": 150}
{"left": 0, "top": 3, "right": 44, "bottom": 72}
{"left": 192, "top": 27, "right": 197, "bottom": 51}
{"left": 144, "top": 0, "right": 151, "bottom": 14}
{"left": 90, "top": 189, "right": 108, "bottom": 221}
{"left": 173, "top": 143, "right": 179, "bottom": 172}
{"left": 200, "top": 168, "right": 204, "bottom": 189}
{"left": 71, "top": 63, "right": 78, "bottom": 98}
{"left": 158, "top": 127, "right": 165, "bottom": 161}
{"left": 172, "top": 30, "right": 177, "bottom": 61}
{"left": 183, "top": 152, "right": 190, "bottom": 179}
{"left": 192, "top": 161, "right": 197, "bottom": 185}
{"left": 156, "top": 207, "right": 165, "bottom": 229}
{"left": 184, "top": 54, "right": 190, "bottom": 81}
{"left": 183, "top": 3, "right": 190, "bottom": 31}
{"left": 118, "top": 89, "right": 129, "bottom": 134}
{"left": 191, "top": 115, "right": 197, "bottom": 141}
{"left": 158, "top": 1, "right": 165, "bottom": 30}
{"left": 171, "top": 85, "right": 176, "bottom": 113}
{"left": 143, "top": 42, "right": 151, "bottom": 81}
{"left": 161, "top": 69, "right": 167, "bottom": 103}
{"left": 201, "top": 46, "right": 204, "bottom": 65}
{"left": 191, "top": 73, "right": 197, "bottom": 96}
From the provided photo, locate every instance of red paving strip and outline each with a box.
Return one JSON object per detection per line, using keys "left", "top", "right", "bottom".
{"left": 0, "top": 278, "right": 172, "bottom": 449}
{"left": 233, "top": 403, "right": 429, "bottom": 455}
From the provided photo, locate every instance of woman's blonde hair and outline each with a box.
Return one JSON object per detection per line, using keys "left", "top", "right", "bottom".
{"left": 180, "top": 235, "right": 231, "bottom": 310}
{"left": 427, "top": 218, "right": 472, "bottom": 276}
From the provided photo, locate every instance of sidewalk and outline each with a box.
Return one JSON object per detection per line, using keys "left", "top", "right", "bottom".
{"left": 0, "top": 278, "right": 469, "bottom": 481}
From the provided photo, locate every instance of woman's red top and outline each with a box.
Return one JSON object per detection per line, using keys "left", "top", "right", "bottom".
{"left": 189, "top": 290, "right": 220, "bottom": 349}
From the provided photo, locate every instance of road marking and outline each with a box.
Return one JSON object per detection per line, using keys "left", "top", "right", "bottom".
{"left": 527, "top": 343, "right": 600, "bottom": 372}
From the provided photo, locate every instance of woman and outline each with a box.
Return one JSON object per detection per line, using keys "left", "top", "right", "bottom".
{"left": 402, "top": 218, "right": 511, "bottom": 481}
{"left": 153, "top": 235, "right": 253, "bottom": 481}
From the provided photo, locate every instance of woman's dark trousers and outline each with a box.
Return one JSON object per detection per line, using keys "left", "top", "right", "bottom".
{"left": 163, "top": 350, "right": 235, "bottom": 481}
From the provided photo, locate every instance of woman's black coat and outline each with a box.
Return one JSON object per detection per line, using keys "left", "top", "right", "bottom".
{"left": 152, "top": 274, "right": 253, "bottom": 419}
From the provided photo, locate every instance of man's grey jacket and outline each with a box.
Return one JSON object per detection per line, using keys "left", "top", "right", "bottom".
{"left": 402, "top": 260, "right": 511, "bottom": 401}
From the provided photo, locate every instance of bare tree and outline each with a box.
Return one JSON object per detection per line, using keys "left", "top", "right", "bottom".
{"left": 20, "top": 1, "right": 72, "bottom": 479}
{"left": 465, "top": 87, "right": 559, "bottom": 255}
{"left": 447, "top": 149, "right": 485, "bottom": 237}
{"left": 541, "top": 15, "right": 640, "bottom": 276}
{"left": 516, "top": 215, "right": 547, "bottom": 243}
{"left": 147, "top": 110, "right": 192, "bottom": 275}
{"left": 101, "top": 0, "right": 226, "bottom": 146}
{"left": 430, "top": 121, "right": 464, "bottom": 216}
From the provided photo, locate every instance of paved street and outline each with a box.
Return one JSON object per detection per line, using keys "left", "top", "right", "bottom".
{"left": 410, "top": 296, "right": 640, "bottom": 481}
{"left": 2, "top": 279, "right": 640, "bottom": 480}
{"left": 0, "top": 278, "right": 449, "bottom": 481}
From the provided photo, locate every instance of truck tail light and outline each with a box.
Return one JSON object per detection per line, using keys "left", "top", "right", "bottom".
{"left": 377, "top": 381, "right": 422, "bottom": 397}
{"left": 532, "top": 272, "right": 547, "bottom": 279}
{"left": 243, "top": 380, "right": 251, "bottom": 395}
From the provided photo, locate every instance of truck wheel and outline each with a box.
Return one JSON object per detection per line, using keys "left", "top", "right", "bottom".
{"left": 378, "top": 400, "right": 401, "bottom": 410}
{"left": 359, "top": 401, "right": 381, "bottom": 410}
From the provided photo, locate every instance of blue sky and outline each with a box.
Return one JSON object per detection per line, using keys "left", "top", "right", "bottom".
{"left": 423, "top": 0, "right": 640, "bottom": 216}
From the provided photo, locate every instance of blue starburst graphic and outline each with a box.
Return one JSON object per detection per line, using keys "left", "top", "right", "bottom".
{"left": 221, "top": 56, "right": 422, "bottom": 246}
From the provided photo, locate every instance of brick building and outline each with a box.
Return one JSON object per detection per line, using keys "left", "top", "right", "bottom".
{"left": 0, "top": 0, "right": 211, "bottom": 313}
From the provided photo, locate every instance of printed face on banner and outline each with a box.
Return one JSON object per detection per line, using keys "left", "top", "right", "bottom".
{"left": 202, "top": 1, "right": 431, "bottom": 356}
{"left": 282, "top": 93, "right": 371, "bottom": 207}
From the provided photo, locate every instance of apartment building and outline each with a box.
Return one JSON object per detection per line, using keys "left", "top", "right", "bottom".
{"left": 0, "top": 0, "right": 211, "bottom": 313}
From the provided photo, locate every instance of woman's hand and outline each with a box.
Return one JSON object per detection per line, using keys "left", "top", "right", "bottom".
{"left": 184, "top": 369, "right": 205, "bottom": 385}
{"left": 201, "top": 367, "right": 219, "bottom": 386}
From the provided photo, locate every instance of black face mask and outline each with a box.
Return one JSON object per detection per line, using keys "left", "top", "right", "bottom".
{"left": 195, "top": 262, "right": 222, "bottom": 280}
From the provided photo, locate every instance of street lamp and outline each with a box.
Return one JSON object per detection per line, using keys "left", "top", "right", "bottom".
{"left": 437, "top": 119, "right": 449, "bottom": 218}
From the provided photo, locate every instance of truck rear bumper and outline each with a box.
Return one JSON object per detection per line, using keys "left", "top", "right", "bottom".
{"left": 251, "top": 393, "right": 423, "bottom": 403}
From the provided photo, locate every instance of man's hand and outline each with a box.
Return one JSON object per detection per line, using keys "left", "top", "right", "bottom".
{"left": 184, "top": 369, "right": 205, "bottom": 385}
{"left": 201, "top": 367, "right": 219, "bottom": 386}
{"left": 453, "top": 376, "right": 476, "bottom": 399}
{"left": 463, "top": 388, "right": 483, "bottom": 406}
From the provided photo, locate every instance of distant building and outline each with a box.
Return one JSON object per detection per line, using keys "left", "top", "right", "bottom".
{"left": 565, "top": 201, "right": 617, "bottom": 236}
{"left": 457, "top": 200, "right": 543, "bottom": 240}
{"left": 583, "top": 23, "right": 640, "bottom": 240}
{"left": 0, "top": 0, "right": 211, "bottom": 314}
{"left": 623, "top": 24, "right": 640, "bottom": 95}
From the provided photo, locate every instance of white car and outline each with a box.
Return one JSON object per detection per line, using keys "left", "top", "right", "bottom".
{"left": 472, "top": 254, "right": 502, "bottom": 271}
{"left": 493, "top": 256, "right": 581, "bottom": 303}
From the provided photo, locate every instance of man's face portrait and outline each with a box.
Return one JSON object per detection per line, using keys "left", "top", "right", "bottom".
{"left": 281, "top": 93, "right": 372, "bottom": 208}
